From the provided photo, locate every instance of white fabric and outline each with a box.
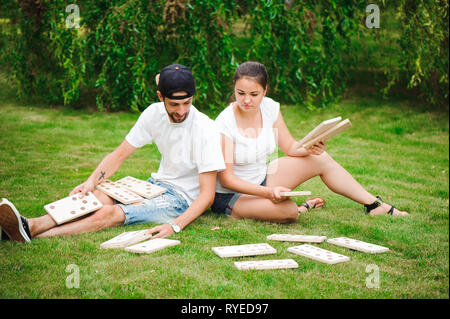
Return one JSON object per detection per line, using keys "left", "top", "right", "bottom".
{"left": 126, "top": 102, "right": 225, "bottom": 204}
{"left": 215, "top": 97, "right": 280, "bottom": 193}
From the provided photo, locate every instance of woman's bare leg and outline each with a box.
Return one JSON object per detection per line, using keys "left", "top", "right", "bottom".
{"left": 231, "top": 194, "right": 300, "bottom": 223}
{"left": 266, "top": 152, "right": 408, "bottom": 216}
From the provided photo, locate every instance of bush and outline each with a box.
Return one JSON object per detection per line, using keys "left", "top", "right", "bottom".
{"left": 384, "top": 0, "right": 449, "bottom": 106}
{"left": 0, "top": 0, "right": 448, "bottom": 111}
{"left": 243, "top": 0, "right": 365, "bottom": 107}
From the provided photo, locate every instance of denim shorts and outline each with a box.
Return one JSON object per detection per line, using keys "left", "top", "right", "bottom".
{"left": 211, "top": 177, "right": 267, "bottom": 217}
{"left": 117, "top": 178, "right": 189, "bottom": 226}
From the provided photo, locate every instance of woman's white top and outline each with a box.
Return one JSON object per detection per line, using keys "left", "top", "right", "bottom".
{"left": 215, "top": 97, "right": 280, "bottom": 193}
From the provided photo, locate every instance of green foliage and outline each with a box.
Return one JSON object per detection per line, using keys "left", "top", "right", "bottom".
{"left": 243, "top": 0, "right": 366, "bottom": 107}
{"left": 384, "top": 0, "right": 449, "bottom": 105}
{"left": 0, "top": 0, "right": 448, "bottom": 111}
{"left": 1, "top": 0, "right": 238, "bottom": 112}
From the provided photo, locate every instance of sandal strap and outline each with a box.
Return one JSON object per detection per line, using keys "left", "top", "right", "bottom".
{"left": 387, "top": 205, "right": 394, "bottom": 215}
{"left": 364, "top": 196, "right": 384, "bottom": 214}
{"left": 301, "top": 202, "right": 310, "bottom": 210}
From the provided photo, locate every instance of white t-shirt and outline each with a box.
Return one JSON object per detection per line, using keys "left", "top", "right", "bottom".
{"left": 126, "top": 102, "right": 226, "bottom": 204}
{"left": 215, "top": 97, "right": 280, "bottom": 194}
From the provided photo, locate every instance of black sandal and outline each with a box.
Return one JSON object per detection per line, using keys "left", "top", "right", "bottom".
{"left": 300, "top": 202, "right": 312, "bottom": 210}
{"left": 364, "top": 196, "right": 394, "bottom": 215}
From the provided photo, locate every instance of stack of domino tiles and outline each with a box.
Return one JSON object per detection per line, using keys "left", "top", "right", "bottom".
{"left": 115, "top": 176, "right": 167, "bottom": 200}
{"left": 96, "top": 176, "right": 167, "bottom": 204}
{"left": 100, "top": 230, "right": 180, "bottom": 254}
{"left": 96, "top": 180, "right": 144, "bottom": 204}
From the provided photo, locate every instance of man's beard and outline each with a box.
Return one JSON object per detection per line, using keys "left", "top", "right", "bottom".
{"left": 164, "top": 103, "right": 189, "bottom": 123}
{"left": 169, "top": 111, "right": 188, "bottom": 123}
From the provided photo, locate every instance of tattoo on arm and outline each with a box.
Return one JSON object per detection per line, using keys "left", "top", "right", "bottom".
{"left": 99, "top": 171, "right": 106, "bottom": 181}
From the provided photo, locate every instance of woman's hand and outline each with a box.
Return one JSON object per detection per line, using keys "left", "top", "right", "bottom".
{"left": 306, "top": 140, "right": 326, "bottom": 156}
{"left": 267, "top": 186, "right": 291, "bottom": 204}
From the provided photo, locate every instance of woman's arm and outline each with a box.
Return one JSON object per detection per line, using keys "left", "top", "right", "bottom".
{"left": 218, "top": 134, "right": 289, "bottom": 202}
{"left": 273, "top": 111, "right": 326, "bottom": 157}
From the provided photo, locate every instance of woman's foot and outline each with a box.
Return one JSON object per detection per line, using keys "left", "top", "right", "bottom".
{"left": 365, "top": 196, "right": 409, "bottom": 216}
{"left": 369, "top": 203, "right": 409, "bottom": 216}
{"left": 298, "top": 197, "right": 325, "bottom": 214}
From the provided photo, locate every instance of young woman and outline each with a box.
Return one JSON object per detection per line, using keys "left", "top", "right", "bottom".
{"left": 210, "top": 61, "right": 409, "bottom": 223}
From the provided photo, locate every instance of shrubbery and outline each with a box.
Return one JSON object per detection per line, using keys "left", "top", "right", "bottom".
{"left": 0, "top": 0, "right": 448, "bottom": 111}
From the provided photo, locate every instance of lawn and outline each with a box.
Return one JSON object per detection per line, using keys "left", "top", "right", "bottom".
{"left": 0, "top": 74, "right": 448, "bottom": 299}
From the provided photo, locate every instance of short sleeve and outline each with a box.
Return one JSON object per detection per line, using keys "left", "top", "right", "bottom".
{"left": 262, "top": 97, "right": 280, "bottom": 126}
{"left": 125, "top": 107, "right": 154, "bottom": 148}
{"left": 215, "top": 119, "right": 233, "bottom": 140}
{"left": 193, "top": 121, "right": 226, "bottom": 173}
{"left": 214, "top": 106, "right": 234, "bottom": 140}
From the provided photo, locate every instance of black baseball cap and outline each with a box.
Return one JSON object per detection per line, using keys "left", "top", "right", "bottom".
{"left": 157, "top": 64, "right": 196, "bottom": 100}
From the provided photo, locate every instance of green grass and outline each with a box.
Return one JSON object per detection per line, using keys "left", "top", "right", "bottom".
{"left": 0, "top": 75, "right": 448, "bottom": 299}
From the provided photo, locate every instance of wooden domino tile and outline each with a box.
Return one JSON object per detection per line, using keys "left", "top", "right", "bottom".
{"left": 279, "top": 191, "right": 312, "bottom": 197}
{"left": 115, "top": 176, "right": 167, "bottom": 199}
{"left": 96, "top": 180, "right": 143, "bottom": 204}
{"left": 267, "top": 234, "right": 327, "bottom": 243}
{"left": 124, "top": 238, "right": 180, "bottom": 254}
{"left": 44, "top": 192, "right": 103, "bottom": 225}
{"left": 234, "top": 259, "right": 299, "bottom": 270}
{"left": 212, "top": 243, "right": 277, "bottom": 258}
{"left": 295, "top": 117, "right": 342, "bottom": 149}
{"left": 327, "top": 237, "right": 389, "bottom": 254}
{"left": 100, "top": 230, "right": 152, "bottom": 249}
{"left": 287, "top": 244, "right": 350, "bottom": 264}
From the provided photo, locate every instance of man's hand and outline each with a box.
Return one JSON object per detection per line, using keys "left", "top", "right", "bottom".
{"left": 70, "top": 180, "right": 95, "bottom": 196}
{"left": 147, "top": 224, "right": 174, "bottom": 239}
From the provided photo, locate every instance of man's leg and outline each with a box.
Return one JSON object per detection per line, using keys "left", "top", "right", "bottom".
{"left": 24, "top": 190, "right": 116, "bottom": 238}
{"left": 35, "top": 205, "right": 125, "bottom": 238}
{"left": 28, "top": 214, "right": 58, "bottom": 237}
{"left": 0, "top": 199, "right": 31, "bottom": 242}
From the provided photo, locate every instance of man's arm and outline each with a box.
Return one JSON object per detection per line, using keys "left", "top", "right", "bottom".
{"left": 70, "top": 139, "right": 137, "bottom": 195}
{"left": 148, "top": 170, "right": 217, "bottom": 238}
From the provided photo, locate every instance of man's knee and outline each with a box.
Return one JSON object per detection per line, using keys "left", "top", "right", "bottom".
{"left": 93, "top": 189, "right": 115, "bottom": 205}
{"left": 91, "top": 205, "right": 125, "bottom": 228}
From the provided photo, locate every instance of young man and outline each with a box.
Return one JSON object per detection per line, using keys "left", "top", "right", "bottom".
{"left": 0, "top": 64, "right": 225, "bottom": 242}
